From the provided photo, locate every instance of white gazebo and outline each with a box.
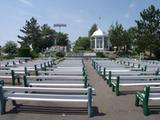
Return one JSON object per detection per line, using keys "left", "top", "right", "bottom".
{"left": 90, "top": 27, "right": 110, "bottom": 52}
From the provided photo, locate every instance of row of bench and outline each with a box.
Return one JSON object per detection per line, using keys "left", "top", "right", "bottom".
{"left": 0, "top": 58, "right": 94, "bottom": 117}
{"left": 92, "top": 58, "right": 160, "bottom": 116}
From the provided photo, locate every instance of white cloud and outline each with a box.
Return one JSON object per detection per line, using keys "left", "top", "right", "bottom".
{"left": 18, "top": 0, "right": 33, "bottom": 7}
{"left": 129, "top": 2, "right": 135, "bottom": 9}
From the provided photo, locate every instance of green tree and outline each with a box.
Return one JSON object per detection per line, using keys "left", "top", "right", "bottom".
{"left": 135, "top": 5, "right": 160, "bottom": 57}
{"left": 88, "top": 24, "right": 98, "bottom": 37}
{"left": 122, "top": 27, "right": 137, "bottom": 52}
{"left": 127, "top": 27, "right": 137, "bottom": 47}
{"left": 108, "top": 22, "right": 124, "bottom": 51}
{"left": 3, "top": 41, "right": 17, "bottom": 57}
{"left": 73, "top": 37, "right": 90, "bottom": 51}
{"left": 56, "top": 32, "right": 69, "bottom": 46}
{"left": 41, "top": 24, "right": 56, "bottom": 49}
{"left": 17, "top": 45, "right": 32, "bottom": 57}
{"left": 18, "top": 17, "right": 42, "bottom": 53}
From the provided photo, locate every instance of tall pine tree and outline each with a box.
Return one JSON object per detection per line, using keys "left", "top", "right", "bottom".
{"left": 18, "top": 17, "right": 42, "bottom": 52}
{"left": 135, "top": 5, "right": 160, "bottom": 57}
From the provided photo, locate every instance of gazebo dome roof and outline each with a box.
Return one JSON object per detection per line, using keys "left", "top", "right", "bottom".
{"left": 91, "top": 27, "right": 107, "bottom": 37}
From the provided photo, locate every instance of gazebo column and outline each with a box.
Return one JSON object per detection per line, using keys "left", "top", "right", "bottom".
{"left": 102, "top": 37, "right": 104, "bottom": 51}
{"left": 107, "top": 37, "right": 110, "bottom": 50}
{"left": 95, "top": 37, "right": 97, "bottom": 50}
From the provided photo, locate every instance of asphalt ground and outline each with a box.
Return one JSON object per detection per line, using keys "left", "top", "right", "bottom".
{"left": 0, "top": 60, "right": 160, "bottom": 120}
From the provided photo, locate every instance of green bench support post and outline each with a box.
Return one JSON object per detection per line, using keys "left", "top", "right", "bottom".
{"left": 83, "top": 67, "right": 86, "bottom": 76}
{"left": 144, "top": 66, "right": 147, "bottom": 72}
{"left": 95, "top": 62, "right": 97, "bottom": 70}
{"left": 84, "top": 76, "right": 88, "bottom": 88}
{"left": 135, "top": 92, "right": 140, "bottom": 106}
{"left": 44, "top": 63, "right": 46, "bottom": 71}
{"left": 17, "top": 76, "right": 21, "bottom": 85}
{"left": 23, "top": 75, "right": 28, "bottom": 87}
{"left": 141, "top": 67, "right": 144, "bottom": 71}
{"left": 99, "top": 66, "right": 101, "bottom": 75}
{"left": 115, "top": 76, "right": 120, "bottom": 96}
{"left": 40, "top": 64, "right": 43, "bottom": 70}
{"left": 143, "top": 86, "right": 150, "bottom": 116}
{"left": 47, "top": 61, "right": 50, "bottom": 67}
{"left": 103, "top": 68, "right": 106, "bottom": 80}
{"left": 50, "top": 61, "right": 53, "bottom": 66}
{"left": 0, "top": 85, "right": 6, "bottom": 115}
{"left": 108, "top": 71, "right": 111, "bottom": 86}
{"left": 96, "top": 63, "right": 98, "bottom": 71}
{"left": 34, "top": 65, "right": 38, "bottom": 76}
{"left": 51, "top": 61, "right": 53, "bottom": 67}
{"left": 135, "top": 86, "right": 150, "bottom": 116}
{"left": 128, "top": 62, "right": 130, "bottom": 66}
{"left": 88, "top": 87, "right": 92, "bottom": 117}
{"left": 11, "top": 70, "right": 15, "bottom": 86}
{"left": 24, "top": 67, "right": 28, "bottom": 76}
{"left": 97, "top": 63, "right": 99, "bottom": 72}
{"left": 133, "top": 63, "right": 135, "bottom": 68}
{"left": 13, "top": 61, "right": 16, "bottom": 65}
{"left": 138, "top": 64, "right": 140, "bottom": 68}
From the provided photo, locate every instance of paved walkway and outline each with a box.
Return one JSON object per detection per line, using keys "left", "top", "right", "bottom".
{"left": 1, "top": 61, "right": 160, "bottom": 120}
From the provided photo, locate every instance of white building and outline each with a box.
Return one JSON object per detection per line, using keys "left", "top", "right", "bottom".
{"left": 90, "top": 27, "right": 110, "bottom": 52}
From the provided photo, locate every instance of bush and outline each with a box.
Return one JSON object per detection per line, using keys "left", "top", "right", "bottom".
{"left": 3, "top": 55, "right": 15, "bottom": 59}
{"left": 31, "top": 50, "right": 39, "bottom": 58}
{"left": 17, "top": 47, "right": 32, "bottom": 57}
{"left": 96, "top": 52, "right": 105, "bottom": 58}
{"left": 56, "top": 51, "right": 65, "bottom": 58}
{"left": 154, "top": 48, "right": 160, "bottom": 59}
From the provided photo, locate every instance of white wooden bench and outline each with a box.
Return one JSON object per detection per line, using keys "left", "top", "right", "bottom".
{"left": 111, "top": 75, "right": 160, "bottom": 96}
{"left": 135, "top": 86, "right": 160, "bottom": 116}
{"left": 23, "top": 75, "right": 88, "bottom": 88}
{"left": 105, "top": 71, "right": 158, "bottom": 86}
{"left": 37, "top": 70, "right": 84, "bottom": 76}
{"left": 0, "top": 86, "right": 93, "bottom": 117}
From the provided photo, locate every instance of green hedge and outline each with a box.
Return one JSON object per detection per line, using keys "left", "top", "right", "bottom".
{"left": 96, "top": 52, "right": 105, "bottom": 58}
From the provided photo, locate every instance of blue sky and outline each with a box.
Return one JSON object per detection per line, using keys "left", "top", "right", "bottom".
{"left": 0, "top": 0, "right": 159, "bottom": 46}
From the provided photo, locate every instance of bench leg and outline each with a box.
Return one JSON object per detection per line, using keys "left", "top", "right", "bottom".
{"left": 143, "top": 100, "right": 149, "bottom": 116}
{"left": 12, "top": 100, "right": 17, "bottom": 106}
{"left": 0, "top": 100, "right": 6, "bottom": 115}
{"left": 112, "top": 85, "right": 115, "bottom": 92}
{"left": 88, "top": 103, "right": 92, "bottom": 117}
{"left": 115, "top": 84, "right": 120, "bottom": 96}
{"left": 115, "top": 77, "right": 120, "bottom": 96}
{"left": 108, "top": 77, "right": 112, "bottom": 87}
{"left": 17, "top": 77, "right": 21, "bottom": 85}
{"left": 135, "top": 94, "right": 139, "bottom": 106}
{"left": 88, "top": 87, "right": 92, "bottom": 117}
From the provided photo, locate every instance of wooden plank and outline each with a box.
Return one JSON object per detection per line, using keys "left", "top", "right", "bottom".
{"left": 3, "top": 86, "right": 88, "bottom": 93}
{"left": 120, "top": 82, "right": 160, "bottom": 86}
{"left": 26, "top": 75, "right": 84, "bottom": 80}
{"left": 28, "top": 83, "right": 84, "bottom": 87}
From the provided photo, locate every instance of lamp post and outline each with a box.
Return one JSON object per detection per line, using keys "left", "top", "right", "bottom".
{"left": 53, "top": 24, "right": 67, "bottom": 46}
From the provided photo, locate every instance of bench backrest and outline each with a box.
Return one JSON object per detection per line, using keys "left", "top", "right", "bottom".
{"left": 2, "top": 86, "right": 90, "bottom": 94}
